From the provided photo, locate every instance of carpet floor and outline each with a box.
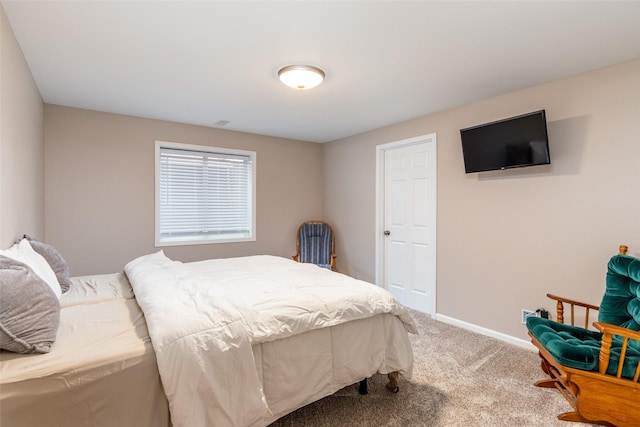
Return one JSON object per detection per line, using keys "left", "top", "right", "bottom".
{"left": 270, "top": 309, "right": 595, "bottom": 427}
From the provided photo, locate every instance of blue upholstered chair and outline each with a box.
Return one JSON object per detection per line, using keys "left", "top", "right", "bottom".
{"left": 292, "top": 221, "right": 336, "bottom": 271}
{"left": 526, "top": 245, "right": 640, "bottom": 426}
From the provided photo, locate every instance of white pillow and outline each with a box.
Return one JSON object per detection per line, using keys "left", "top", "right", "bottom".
{"left": 0, "top": 239, "right": 62, "bottom": 299}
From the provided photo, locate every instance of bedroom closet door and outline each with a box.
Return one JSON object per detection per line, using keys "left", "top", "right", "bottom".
{"left": 375, "top": 134, "right": 436, "bottom": 316}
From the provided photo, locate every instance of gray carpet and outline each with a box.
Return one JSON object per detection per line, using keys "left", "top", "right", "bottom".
{"left": 270, "top": 310, "right": 594, "bottom": 427}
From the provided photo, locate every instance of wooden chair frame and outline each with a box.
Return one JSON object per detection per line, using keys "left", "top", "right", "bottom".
{"left": 529, "top": 245, "right": 640, "bottom": 426}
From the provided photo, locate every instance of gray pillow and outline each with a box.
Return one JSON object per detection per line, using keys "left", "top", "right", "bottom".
{"left": 0, "top": 255, "right": 61, "bottom": 354}
{"left": 24, "top": 235, "right": 71, "bottom": 293}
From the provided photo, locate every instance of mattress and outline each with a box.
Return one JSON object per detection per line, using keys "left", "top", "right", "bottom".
{"left": 0, "top": 273, "right": 170, "bottom": 427}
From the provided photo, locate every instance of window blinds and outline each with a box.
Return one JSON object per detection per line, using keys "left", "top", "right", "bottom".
{"left": 158, "top": 146, "right": 253, "bottom": 242}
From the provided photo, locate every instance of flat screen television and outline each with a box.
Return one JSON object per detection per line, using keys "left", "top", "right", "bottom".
{"left": 460, "top": 110, "right": 550, "bottom": 173}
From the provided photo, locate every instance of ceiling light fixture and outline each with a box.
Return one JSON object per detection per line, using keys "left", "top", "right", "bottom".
{"left": 278, "top": 65, "right": 325, "bottom": 90}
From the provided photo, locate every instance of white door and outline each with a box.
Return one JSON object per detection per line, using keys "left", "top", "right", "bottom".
{"left": 376, "top": 134, "right": 436, "bottom": 315}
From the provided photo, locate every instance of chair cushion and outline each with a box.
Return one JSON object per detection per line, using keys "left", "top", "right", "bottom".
{"left": 527, "top": 316, "right": 603, "bottom": 371}
{"left": 599, "top": 254, "right": 640, "bottom": 378}
{"left": 298, "top": 223, "right": 332, "bottom": 268}
{"left": 599, "top": 254, "right": 640, "bottom": 333}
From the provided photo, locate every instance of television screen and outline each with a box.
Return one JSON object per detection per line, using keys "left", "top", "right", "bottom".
{"left": 460, "top": 110, "right": 550, "bottom": 173}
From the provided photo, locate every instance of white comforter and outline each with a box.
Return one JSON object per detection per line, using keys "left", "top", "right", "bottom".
{"left": 125, "top": 252, "right": 416, "bottom": 427}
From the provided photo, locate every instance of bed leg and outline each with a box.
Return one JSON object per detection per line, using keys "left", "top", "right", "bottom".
{"left": 386, "top": 371, "right": 400, "bottom": 393}
{"left": 358, "top": 378, "right": 368, "bottom": 395}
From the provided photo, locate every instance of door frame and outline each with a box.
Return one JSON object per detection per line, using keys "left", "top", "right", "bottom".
{"left": 375, "top": 133, "right": 437, "bottom": 316}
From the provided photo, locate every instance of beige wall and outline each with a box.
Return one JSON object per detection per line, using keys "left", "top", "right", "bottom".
{"left": 0, "top": 6, "right": 44, "bottom": 248}
{"left": 44, "top": 106, "right": 323, "bottom": 275}
{"left": 324, "top": 58, "right": 640, "bottom": 341}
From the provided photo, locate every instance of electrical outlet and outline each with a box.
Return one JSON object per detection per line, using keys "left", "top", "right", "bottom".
{"left": 521, "top": 309, "right": 536, "bottom": 324}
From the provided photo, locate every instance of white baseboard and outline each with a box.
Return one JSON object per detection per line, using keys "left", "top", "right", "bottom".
{"left": 434, "top": 313, "right": 537, "bottom": 351}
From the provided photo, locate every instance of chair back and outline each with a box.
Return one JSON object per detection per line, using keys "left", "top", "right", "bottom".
{"left": 296, "top": 221, "right": 334, "bottom": 270}
{"left": 600, "top": 254, "right": 640, "bottom": 332}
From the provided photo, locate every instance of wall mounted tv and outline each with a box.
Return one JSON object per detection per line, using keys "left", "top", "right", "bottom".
{"left": 460, "top": 110, "right": 550, "bottom": 173}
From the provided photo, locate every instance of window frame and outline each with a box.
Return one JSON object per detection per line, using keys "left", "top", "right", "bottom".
{"left": 154, "top": 140, "right": 257, "bottom": 247}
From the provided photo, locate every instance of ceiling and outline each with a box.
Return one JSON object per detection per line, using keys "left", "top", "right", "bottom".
{"left": 3, "top": 1, "right": 640, "bottom": 143}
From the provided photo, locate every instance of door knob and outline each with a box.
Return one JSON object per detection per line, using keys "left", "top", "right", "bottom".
{"left": 384, "top": 230, "right": 391, "bottom": 236}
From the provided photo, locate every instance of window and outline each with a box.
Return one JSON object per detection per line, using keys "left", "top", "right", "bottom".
{"left": 155, "top": 140, "right": 256, "bottom": 246}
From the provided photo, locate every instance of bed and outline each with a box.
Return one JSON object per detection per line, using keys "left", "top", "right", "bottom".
{"left": 1, "top": 250, "right": 416, "bottom": 427}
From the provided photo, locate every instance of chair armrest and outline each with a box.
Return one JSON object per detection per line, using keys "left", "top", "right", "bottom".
{"left": 546, "top": 293, "right": 599, "bottom": 328}
{"left": 546, "top": 294, "right": 600, "bottom": 310}
{"left": 594, "top": 322, "right": 640, "bottom": 341}
{"left": 593, "top": 322, "right": 640, "bottom": 381}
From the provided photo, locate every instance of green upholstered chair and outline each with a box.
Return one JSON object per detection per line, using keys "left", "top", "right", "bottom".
{"left": 526, "top": 245, "right": 640, "bottom": 426}
{"left": 292, "top": 221, "right": 336, "bottom": 271}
